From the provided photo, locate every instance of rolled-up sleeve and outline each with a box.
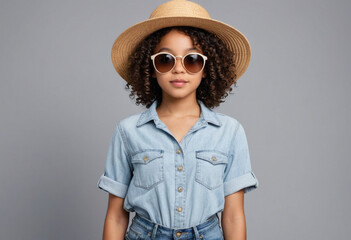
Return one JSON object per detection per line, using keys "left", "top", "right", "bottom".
{"left": 97, "top": 122, "right": 132, "bottom": 198}
{"left": 223, "top": 122, "right": 259, "bottom": 196}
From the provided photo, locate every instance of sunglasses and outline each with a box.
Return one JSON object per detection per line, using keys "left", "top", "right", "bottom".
{"left": 150, "top": 52, "right": 208, "bottom": 74}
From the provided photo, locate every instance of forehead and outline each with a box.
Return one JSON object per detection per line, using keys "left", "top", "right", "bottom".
{"left": 154, "top": 29, "right": 202, "bottom": 53}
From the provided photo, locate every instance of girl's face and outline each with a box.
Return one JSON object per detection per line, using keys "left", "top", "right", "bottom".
{"left": 152, "top": 29, "right": 206, "bottom": 101}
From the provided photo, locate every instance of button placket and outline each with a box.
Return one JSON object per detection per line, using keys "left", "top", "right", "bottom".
{"left": 174, "top": 142, "right": 186, "bottom": 228}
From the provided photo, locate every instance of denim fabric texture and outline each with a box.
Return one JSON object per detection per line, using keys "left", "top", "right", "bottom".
{"left": 97, "top": 99, "right": 258, "bottom": 228}
{"left": 125, "top": 213, "right": 223, "bottom": 240}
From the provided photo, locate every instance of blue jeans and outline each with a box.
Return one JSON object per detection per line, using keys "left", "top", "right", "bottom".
{"left": 125, "top": 213, "right": 224, "bottom": 240}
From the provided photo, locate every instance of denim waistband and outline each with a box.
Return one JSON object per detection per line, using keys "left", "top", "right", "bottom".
{"left": 132, "top": 213, "right": 220, "bottom": 239}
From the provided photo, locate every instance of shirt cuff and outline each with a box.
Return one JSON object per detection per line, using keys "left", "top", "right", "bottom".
{"left": 97, "top": 174, "right": 129, "bottom": 198}
{"left": 223, "top": 171, "right": 258, "bottom": 196}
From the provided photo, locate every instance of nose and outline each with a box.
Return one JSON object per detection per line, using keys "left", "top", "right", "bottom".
{"left": 172, "top": 56, "right": 186, "bottom": 73}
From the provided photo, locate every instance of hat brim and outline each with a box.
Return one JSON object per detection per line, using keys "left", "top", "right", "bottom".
{"left": 111, "top": 16, "right": 251, "bottom": 83}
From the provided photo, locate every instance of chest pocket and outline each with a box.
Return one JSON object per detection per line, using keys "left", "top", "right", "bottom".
{"left": 195, "top": 150, "right": 228, "bottom": 190}
{"left": 131, "top": 149, "right": 164, "bottom": 190}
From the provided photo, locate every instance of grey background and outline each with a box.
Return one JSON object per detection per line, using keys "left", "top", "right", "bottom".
{"left": 1, "top": 0, "right": 350, "bottom": 239}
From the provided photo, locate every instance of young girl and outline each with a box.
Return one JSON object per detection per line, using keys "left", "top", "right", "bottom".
{"left": 97, "top": 0, "right": 259, "bottom": 239}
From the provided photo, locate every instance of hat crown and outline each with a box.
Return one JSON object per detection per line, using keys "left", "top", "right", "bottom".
{"left": 149, "top": 0, "right": 211, "bottom": 19}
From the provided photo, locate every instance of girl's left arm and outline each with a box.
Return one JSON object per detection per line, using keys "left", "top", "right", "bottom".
{"left": 221, "top": 189, "right": 246, "bottom": 240}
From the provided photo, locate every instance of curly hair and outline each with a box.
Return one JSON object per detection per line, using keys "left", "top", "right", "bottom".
{"left": 125, "top": 26, "right": 237, "bottom": 109}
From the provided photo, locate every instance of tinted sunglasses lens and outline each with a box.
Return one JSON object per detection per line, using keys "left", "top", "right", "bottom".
{"left": 154, "top": 54, "right": 175, "bottom": 73}
{"left": 184, "top": 54, "right": 205, "bottom": 73}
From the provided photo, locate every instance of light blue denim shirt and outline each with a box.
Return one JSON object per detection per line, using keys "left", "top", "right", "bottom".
{"left": 97, "top": 99, "right": 258, "bottom": 228}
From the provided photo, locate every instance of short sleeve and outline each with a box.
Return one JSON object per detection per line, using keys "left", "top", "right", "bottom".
{"left": 223, "top": 123, "right": 259, "bottom": 196}
{"left": 97, "top": 122, "right": 132, "bottom": 198}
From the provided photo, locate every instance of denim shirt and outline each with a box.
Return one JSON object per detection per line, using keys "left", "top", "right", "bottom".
{"left": 97, "top": 99, "right": 258, "bottom": 228}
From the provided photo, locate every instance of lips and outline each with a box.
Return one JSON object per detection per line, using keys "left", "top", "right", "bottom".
{"left": 170, "top": 79, "right": 188, "bottom": 83}
{"left": 170, "top": 79, "right": 188, "bottom": 87}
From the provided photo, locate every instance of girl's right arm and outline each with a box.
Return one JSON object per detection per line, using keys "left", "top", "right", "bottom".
{"left": 102, "top": 193, "right": 130, "bottom": 240}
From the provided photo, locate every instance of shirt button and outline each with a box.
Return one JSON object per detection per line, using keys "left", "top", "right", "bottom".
{"left": 176, "top": 231, "right": 182, "bottom": 237}
{"left": 177, "top": 206, "right": 182, "bottom": 212}
{"left": 177, "top": 166, "right": 183, "bottom": 171}
{"left": 143, "top": 156, "right": 148, "bottom": 161}
{"left": 212, "top": 156, "right": 217, "bottom": 161}
{"left": 178, "top": 186, "right": 183, "bottom": 192}
{"left": 176, "top": 149, "right": 182, "bottom": 154}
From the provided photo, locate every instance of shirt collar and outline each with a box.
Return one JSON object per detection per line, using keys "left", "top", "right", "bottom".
{"left": 136, "top": 99, "right": 222, "bottom": 127}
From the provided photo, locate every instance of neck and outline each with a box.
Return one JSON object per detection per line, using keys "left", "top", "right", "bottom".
{"left": 156, "top": 95, "right": 200, "bottom": 118}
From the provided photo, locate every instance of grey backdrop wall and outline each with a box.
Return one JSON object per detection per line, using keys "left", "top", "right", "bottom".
{"left": 1, "top": 0, "right": 350, "bottom": 239}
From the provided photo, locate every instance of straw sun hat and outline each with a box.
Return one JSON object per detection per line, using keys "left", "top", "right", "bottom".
{"left": 111, "top": 0, "right": 251, "bottom": 83}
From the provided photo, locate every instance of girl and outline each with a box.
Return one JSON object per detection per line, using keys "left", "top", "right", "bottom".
{"left": 97, "top": 1, "right": 259, "bottom": 239}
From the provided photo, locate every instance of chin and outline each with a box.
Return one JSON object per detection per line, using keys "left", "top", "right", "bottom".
{"left": 167, "top": 92, "right": 195, "bottom": 100}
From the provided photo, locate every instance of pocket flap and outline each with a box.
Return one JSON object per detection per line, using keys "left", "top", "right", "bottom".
{"left": 196, "top": 150, "right": 228, "bottom": 165}
{"left": 131, "top": 149, "right": 164, "bottom": 164}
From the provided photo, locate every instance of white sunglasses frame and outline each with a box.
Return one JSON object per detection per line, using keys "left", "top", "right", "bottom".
{"left": 150, "top": 52, "right": 208, "bottom": 74}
